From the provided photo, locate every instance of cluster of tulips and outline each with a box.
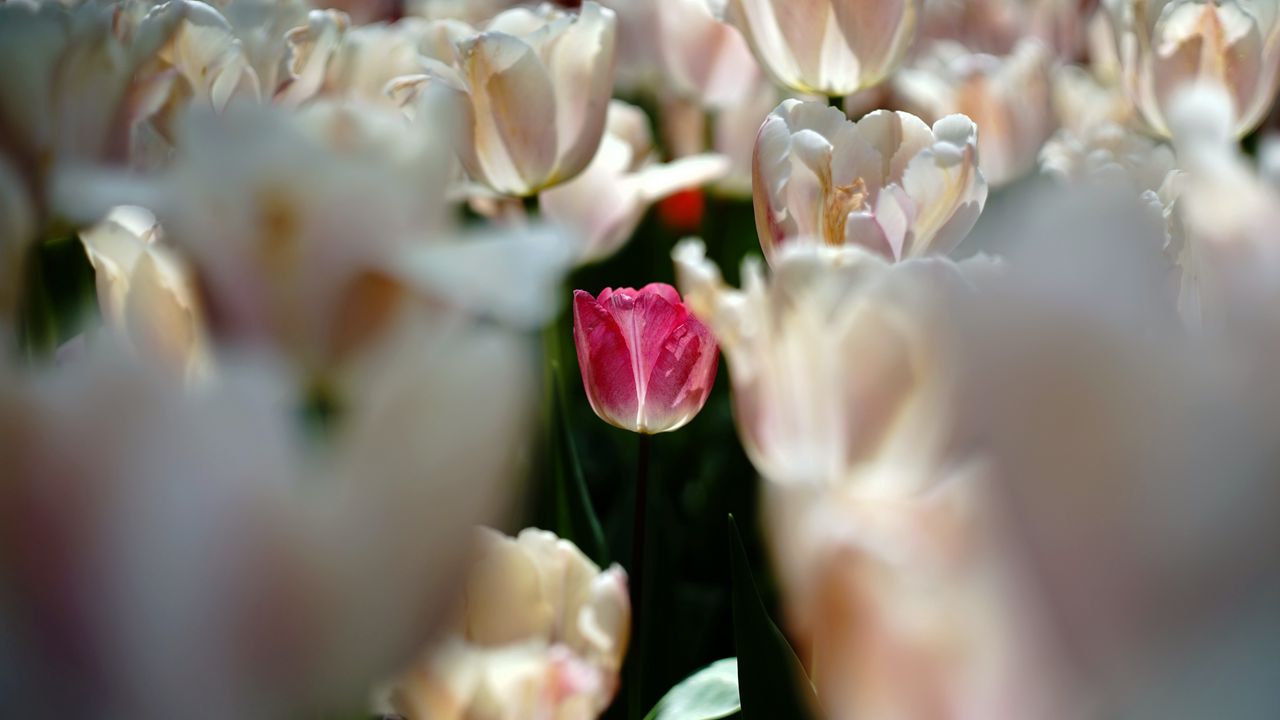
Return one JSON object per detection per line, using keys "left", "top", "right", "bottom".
{"left": 5, "top": 0, "right": 1280, "bottom": 718}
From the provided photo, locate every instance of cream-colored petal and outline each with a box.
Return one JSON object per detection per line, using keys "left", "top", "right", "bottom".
{"left": 656, "top": 0, "right": 759, "bottom": 107}
{"left": 278, "top": 9, "right": 349, "bottom": 107}
{"left": 831, "top": 0, "right": 918, "bottom": 84}
{"left": 728, "top": 0, "right": 805, "bottom": 91}
{"left": 460, "top": 31, "right": 559, "bottom": 195}
{"left": 541, "top": 2, "right": 618, "bottom": 187}
{"left": 900, "top": 115, "right": 987, "bottom": 255}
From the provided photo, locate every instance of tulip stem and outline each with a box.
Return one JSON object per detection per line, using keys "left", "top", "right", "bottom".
{"left": 629, "top": 432, "right": 652, "bottom": 718}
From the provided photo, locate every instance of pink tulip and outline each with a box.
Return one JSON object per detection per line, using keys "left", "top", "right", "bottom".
{"left": 573, "top": 283, "right": 718, "bottom": 434}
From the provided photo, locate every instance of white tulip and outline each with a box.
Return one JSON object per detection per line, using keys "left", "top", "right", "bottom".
{"left": 753, "top": 100, "right": 987, "bottom": 263}
{"left": 727, "top": 0, "right": 920, "bottom": 96}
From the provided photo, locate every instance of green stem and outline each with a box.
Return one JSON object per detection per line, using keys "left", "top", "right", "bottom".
{"left": 628, "top": 432, "right": 652, "bottom": 718}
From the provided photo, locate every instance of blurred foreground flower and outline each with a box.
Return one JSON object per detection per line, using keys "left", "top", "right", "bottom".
{"left": 894, "top": 39, "right": 1056, "bottom": 186}
{"left": 674, "top": 239, "right": 993, "bottom": 487}
{"left": 754, "top": 100, "right": 987, "bottom": 262}
{"left": 56, "top": 92, "right": 578, "bottom": 380}
{"left": 381, "top": 528, "right": 630, "bottom": 720}
{"left": 0, "top": 0, "right": 180, "bottom": 221}
{"left": 1163, "top": 84, "right": 1280, "bottom": 330}
{"left": 727, "top": 0, "right": 920, "bottom": 96}
{"left": 1104, "top": 0, "right": 1280, "bottom": 138}
{"left": 0, "top": 319, "right": 539, "bottom": 717}
{"left": 673, "top": 239, "right": 1075, "bottom": 718}
{"left": 573, "top": 283, "right": 718, "bottom": 434}
{"left": 951, "top": 181, "right": 1280, "bottom": 717}
{"left": 540, "top": 101, "right": 727, "bottom": 265}
{"left": 78, "top": 206, "right": 207, "bottom": 378}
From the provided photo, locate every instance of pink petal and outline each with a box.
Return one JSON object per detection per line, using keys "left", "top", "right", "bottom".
{"left": 601, "top": 287, "right": 684, "bottom": 403}
{"left": 640, "top": 317, "right": 719, "bottom": 433}
{"left": 637, "top": 283, "right": 682, "bottom": 305}
{"left": 573, "top": 290, "right": 640, "bottom": 431}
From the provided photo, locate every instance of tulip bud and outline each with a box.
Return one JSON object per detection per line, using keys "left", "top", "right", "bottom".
{"left": 753, "top": 99, "right": 987, "bottom": 263}
{"left": 451, "top": 1, "right": 618, "bottom": 196}
{"left": 1105, "top": 0, "right": 1280, "bottom": 138}
{"left": 726, "top": 0, "right": 920, "bottom": 96}
{"left": 573, "top": 283, "right": 718, "bottom": 434}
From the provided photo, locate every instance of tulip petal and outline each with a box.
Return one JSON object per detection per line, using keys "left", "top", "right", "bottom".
{"left": 657, "top": 0, "right": 758, "bottom": 107}
{"left": 856, "top": 110, "right": 933, "bottom": 182}
{"left": 901, "top": 117, "right": 985, "bottom": 255}
{"left": 462, "top": 31, "right": 558, "bottom": 195}
{"left": 768, "top": 0, "right": 838, "bottom": 90}
{"left": 632, "top": 153, "right": 730, "bottom": 204}
{"left": 754, "top": 109, "right": 800, "bottom": 256}
{"left": 844, "top": 210, "right": 895, "bottom": 260}
{"left": 603, "top": 287, "right": 685, "bottom": 400}
{"left": 831, "top": 0, "right": 916, "bottom": 83}
{"left": 730, "top": 0, "right": 805, "bottom": 91}
{"left": 574, "top": 290, "right": 640, "bottom": 431}
{"left": 539, "top": 133, "right": 639, "bottom": 264}
{"left": 641, "top": 315, "right": 719, "bottom": 433}
{"left": 541, "top": 2, "right": 617, "bottom": 186}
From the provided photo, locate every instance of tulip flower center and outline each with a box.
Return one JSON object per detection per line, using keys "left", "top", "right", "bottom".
{"left": 823, "top": 177, "right": 869, "bottom": 245}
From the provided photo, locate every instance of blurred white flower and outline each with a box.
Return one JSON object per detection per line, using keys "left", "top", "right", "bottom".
{"left": 57, "top": 87, "right": 569, "bottom": 377}
{"left": 0, "top": 0, "right": 184, "bottom": 219}
{"left": 674, "top": 238, "right": 1073, "bottom": 719}
{"left": 382, "top": 527, "right": 630, "bottom": 720}
{"left": 594, "top": 0, "right": 664, "bottom": 94}
{"left": 540, "top": 101, "right": 728, "bottom": 265}
{"left": 950, "top": 182, "right": 1280, "bottom": 717}
{"left": 0, "top": 314, "right": 539, "bottom": 718}
{"left": 1164, "top": 83, "right": 1280, "bottom": 329}
{"left": 707, "top": 74, "right": 784, "bottom": 196}
{"left": 217, "top": 0, "right": 312, "bottom": 96}
{"left": 150, "top": 0, "right": 263, "bottom": 110}
{"left": 653, "top": 0, "right": 760, "bottom": 107}
{"left": 726, "top": 0, "right": 920, "bottom": 96}
{"left": 753, "top": 100, "right": 987, "bottom": 262}
{"left": 674, "top": 238, "right": 995, "bottom": 488}
{"left": 60, "top": 100, "right": 442, "bottom": 373}
{"left": 1050, "top": 62, "right": 1134, "bottom": 137}
{"left": 1041, "top": 122, "right": 1178, "bottom": 193}
{"left": 1104, "top": 0, "right": 1280, "bottom": 138}
{"left": 919, "top": 0, "right": 1092, "bottom": 57}
{"left": 589, "top": 0, "right": 763, "bottom": 107}
{"left": 895, "top": 39, "right": 1057, "bottom": 187}
{"left": 78, "top": 205, "right": 208, "bottom": 378}
{"left": 278, "top": 10, "right": 461, "bottom": 107}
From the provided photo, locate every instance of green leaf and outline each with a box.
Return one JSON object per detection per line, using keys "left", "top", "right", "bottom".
{"left": 548, "top": 346, "right": 609, "bottom": 566}
{"left": 17, "top": 234, "right": 98, "bottom": 360}
{"left": 727, "top": 515, "right": 817, "bottom": 720}
{"left": 644, "top": 657, "right": 740, "bottom": 720}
